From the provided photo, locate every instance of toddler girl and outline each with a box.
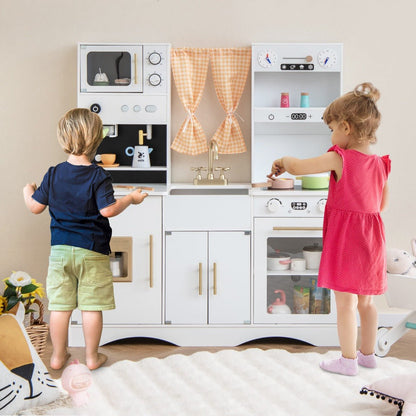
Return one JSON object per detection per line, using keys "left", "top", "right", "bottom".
{"left": 269, "top": 82, "right": 390, "bottom": 376}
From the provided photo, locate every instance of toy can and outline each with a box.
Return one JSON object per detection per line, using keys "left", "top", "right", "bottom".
{"left": 280, "top": 92, "right": 289, "bottom": 108}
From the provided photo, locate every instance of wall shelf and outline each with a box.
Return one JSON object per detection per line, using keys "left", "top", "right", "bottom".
{"left": 254, "top": 107, "right": 325, "bottom": 123}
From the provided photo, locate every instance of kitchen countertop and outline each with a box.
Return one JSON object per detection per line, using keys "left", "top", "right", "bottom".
{"left": 113, "top": 182, "right": 252, "bottom": 196}
{"left": 113, "top": 182, "right": 329, "bottom": 197}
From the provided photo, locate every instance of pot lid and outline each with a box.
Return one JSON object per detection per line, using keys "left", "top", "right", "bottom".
{"left": 268, "top": 251, "right": 291, "bottom": 258}
{"left": 303, "top": 244, "right": 322, "bottom": 252}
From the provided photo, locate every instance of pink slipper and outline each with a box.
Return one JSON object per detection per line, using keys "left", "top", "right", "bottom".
{"left": 320, "top": 356, "right": 358, "bottom": 376}
{"left": 357, "top": 350, "right": 377, "bottom": 368}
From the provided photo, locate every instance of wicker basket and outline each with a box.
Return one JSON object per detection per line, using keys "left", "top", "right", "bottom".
{"left": 25, "top": 299, "right": 49, "bottom": 358}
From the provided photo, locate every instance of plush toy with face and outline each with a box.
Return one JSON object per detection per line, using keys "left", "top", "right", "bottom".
{"left": 386, "top": 239, "right": 416, "bottom": 276}
{"left": 0, "top": 303, "right": 59, "bottom": 414}
{"left": 386, "top": 248, "right": 416, "bottom": 276}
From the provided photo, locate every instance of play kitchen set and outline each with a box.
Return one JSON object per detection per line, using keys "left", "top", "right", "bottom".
{"left": 69, "top": 42, "right": 398, "bottom": 348}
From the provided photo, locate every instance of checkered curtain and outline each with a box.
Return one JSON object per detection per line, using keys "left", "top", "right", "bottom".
{"left": 210, "top": 48, "right": 251, "bottom": 154}
{"left": 171, "top": 48, "right": 210, "bottom": 155}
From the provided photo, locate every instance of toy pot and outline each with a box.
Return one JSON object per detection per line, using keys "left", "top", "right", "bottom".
{"left": 269, "top": 177, "right": 294, "bottom": 189}
{"left": 296, "top": 174, "right": 330, "bottom": 190}
{"left": 267, "top": 252, "right": 291, "bottom": 270}
{"left": 303, "top": 244, "right": 323, "bottom": 270}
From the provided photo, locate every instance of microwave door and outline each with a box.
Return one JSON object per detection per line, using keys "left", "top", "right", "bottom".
{"left": 79, "top": 45, "right": 143, "bottom": 93}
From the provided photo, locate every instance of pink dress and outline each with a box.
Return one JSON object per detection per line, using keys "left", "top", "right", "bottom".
{"left": 318, "top": 145, "right": 391, "bottom": 295}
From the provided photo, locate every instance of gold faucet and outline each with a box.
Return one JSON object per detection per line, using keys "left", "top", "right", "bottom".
{"left": 207, "top": 139, "right": 219, "bottom": 180}
{"left": 191, "top": 139, "right": 229, "bottom": 185}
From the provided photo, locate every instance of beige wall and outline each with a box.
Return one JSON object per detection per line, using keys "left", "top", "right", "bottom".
{"left": 1, "top": 0, "right": 415, "bottom": 287}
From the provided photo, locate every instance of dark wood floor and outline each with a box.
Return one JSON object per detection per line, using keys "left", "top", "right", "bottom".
{"left": 44, "top": 329, "right": 416, "bottom": 379}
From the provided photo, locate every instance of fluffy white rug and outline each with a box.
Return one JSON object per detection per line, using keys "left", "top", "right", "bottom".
{"left": 20, "top": 348, "right": 416, "bottom": 416}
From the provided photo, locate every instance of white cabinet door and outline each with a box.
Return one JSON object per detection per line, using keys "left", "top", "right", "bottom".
{"left": 165, "top": 231, "right": 251, "bottom": 325}
{"left": 208, "top": 232, "right": 251, "bottom": 324}
{"left": 165, "top": 232, "right": 207, "bottom": 324}
{"left": 103, "top": 196, "right": 162, "bottom": 324}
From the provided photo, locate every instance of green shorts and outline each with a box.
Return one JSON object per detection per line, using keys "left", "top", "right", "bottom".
{"left": 47, "top": 245, "right": 115, "bottom": 311}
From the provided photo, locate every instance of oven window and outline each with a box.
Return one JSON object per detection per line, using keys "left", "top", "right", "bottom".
{"left": 87, "top": 52, "right": 131, "bottom": 86}
{"left": 266, "top": 236, "right": 331, "bottom": 315}
{"left": 267, "top": 276, "right": 331, "bottom": 315}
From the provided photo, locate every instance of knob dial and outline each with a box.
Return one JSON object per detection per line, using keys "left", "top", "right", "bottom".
{"left": 266, "top": 198, "right": 282, "bottom": 213}
{"left": 148, "top": 73, "right": 162, "bottom": 86}
{"left": 148, "top": 52, "right": 162, "bottom": 65}
{"left": 317, "top": 198, "right": 327, "bottom": 213}
{"left": 90, "top": 103, "right": 101, "bottom": 113}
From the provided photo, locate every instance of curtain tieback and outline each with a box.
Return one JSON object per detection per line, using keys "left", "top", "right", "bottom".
{"left": 183, "top": 109, "right": 196, "bottom": 131}
{"left": 226, "top": 111, "right": 244, "bottom": 124}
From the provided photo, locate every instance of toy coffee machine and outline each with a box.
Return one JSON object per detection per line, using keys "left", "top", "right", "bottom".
{"left": 77, "top": 42, "right": 171, "bottom": 184}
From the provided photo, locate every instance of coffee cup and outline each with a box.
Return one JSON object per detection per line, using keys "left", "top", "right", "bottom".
{"left": 291, "top": 258, "right": 306, "bottom": 272}
{"left": 100, "top": 154, "right": 116, "bottom": 165}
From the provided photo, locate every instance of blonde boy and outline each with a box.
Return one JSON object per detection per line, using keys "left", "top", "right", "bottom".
{"left": 23, "top": 108, "right": 147, "bottom": 370}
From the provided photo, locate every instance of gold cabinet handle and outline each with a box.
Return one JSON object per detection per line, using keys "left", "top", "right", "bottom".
{"left": 149, "top": 234, "right": 153, "bottom": 288}
{"left": 134, "top": 54, "right": 137, "bottom": 84}
{"left": 198, "top": 263, "right": 203, "bottom": 295}
{"left": 213, "top": 262, "right": 217, "bottom": 295}
{"left": 272, "top": 227, "right": 323, "bottom": 231}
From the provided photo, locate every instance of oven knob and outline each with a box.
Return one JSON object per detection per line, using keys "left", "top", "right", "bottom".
{"left": 90, "top": 103, "right": 101, "bottom": 113}
{"left": 317, "top": 198, "right": 327, "bottom": 213}
{"left": 266, "top": 198, "right": 282, "bottom": 213}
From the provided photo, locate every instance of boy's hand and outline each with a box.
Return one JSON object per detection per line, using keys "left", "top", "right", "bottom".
{"left": 23, "top": 183, "right": 37, "bottom": 194}
{"left": 130, "top": 189, "right": 148, "bottom": 205}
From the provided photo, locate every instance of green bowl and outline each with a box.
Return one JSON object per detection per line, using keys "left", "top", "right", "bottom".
{"left": 297, "top": 175, "right": 330, "bottom": 189}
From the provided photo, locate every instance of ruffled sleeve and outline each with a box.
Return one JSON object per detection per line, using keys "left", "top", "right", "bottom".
{"left": 327, "top": 145, "right": 344, "bottom": 158}
{"left": 327, "top": 145, "right": 344, "bottom": 179}
{"left": 381, "top": 155, "right": 391, "bottom": 177}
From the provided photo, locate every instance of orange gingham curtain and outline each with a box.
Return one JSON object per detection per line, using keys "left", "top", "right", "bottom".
{"left": 210, "top": 48, "right": 251, "bottom": 154}
{"left": 171, "top": 48, "right": 210, "bottom": 155}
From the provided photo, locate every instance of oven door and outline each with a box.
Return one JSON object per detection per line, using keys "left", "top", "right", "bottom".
{"left": 79, "top": 44, "right": 143, "bottom": 93}
{"left": 254, "top": 217, "right": 336, "bottom": 324}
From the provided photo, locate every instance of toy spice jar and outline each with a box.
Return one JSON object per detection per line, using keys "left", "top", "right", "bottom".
{"left": 300, "top": 92, "right": 310, "bottom": 108}
{"left": 280, "top": 92, "right": 289, "bottom": 108}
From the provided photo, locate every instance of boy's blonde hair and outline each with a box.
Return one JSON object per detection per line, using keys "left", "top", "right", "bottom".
{"left": 57, "top": 108, "right": 103, "bottom": 158}
{"left": 323, "top": 82, "right": 381, "bottom": 143}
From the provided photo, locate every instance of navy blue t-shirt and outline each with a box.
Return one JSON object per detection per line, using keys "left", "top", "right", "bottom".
{"left": 33, "top": 162, "right": 116, "bottom": 255}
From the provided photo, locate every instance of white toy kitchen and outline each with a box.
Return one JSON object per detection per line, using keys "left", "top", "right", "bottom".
{"left": 69, "top": 43, "right": 345, "bottom": 347}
